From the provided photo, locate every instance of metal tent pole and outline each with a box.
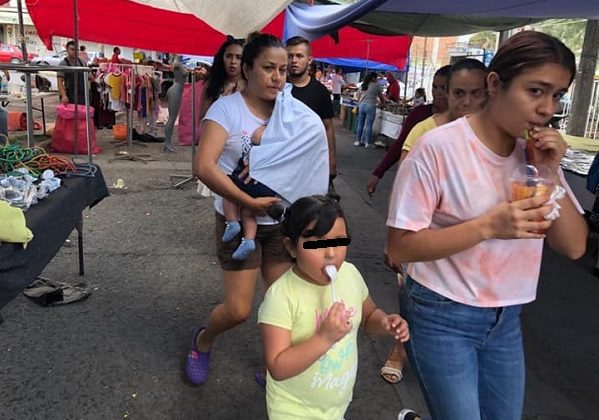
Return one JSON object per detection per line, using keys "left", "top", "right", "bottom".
{"left": 16, "top": 0, "right": 34, "bottom": 146}
{"left": 72, "top": 0, "right": 80, "bottom": 155}
{"left": 83, "top": 72, "right": 93, "bottom": 164}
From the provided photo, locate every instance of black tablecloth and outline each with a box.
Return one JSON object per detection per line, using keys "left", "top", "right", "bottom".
{"left": 0, "top": 165, "right": 109, "bottom": 311}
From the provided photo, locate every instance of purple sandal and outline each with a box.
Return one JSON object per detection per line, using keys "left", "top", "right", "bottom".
{"left": 255, "top": 371, "right": 266, "bottom": 388}
{"left": 185, "top": 327, "right": 211, "bottom": 385}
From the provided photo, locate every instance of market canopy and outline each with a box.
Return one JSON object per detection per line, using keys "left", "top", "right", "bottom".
{"left": 354, "top": 0, "right": 599, "bottom": 36}
{"left": 315, "top": 58, "right": 400, "bottom": 72}
{"left": 22, "top": 0, "right": 599, "bottom": 56}
{"left": 309, "top": 25, "right": 410, "bottom": 71}
{"left": 23, "top": 0, "right": 410, "bottom": 68}
{"left": 285, "top": 0, "right": 599, "bottom": 39}
{"left": 24, "top": 0, "right": 287, "bottom": 55}
{"left": 129, "top": 0, "right": 290, "bottom": 38}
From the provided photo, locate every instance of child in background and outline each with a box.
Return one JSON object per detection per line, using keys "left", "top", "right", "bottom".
{"left": 412, "top": 88, "right": 426, "bottom": 107}
{"left": 259, "top": 195, "right": 409, "bottom": 419}
{"left": 222, "top": 124, "right": 283, "bottom": 260}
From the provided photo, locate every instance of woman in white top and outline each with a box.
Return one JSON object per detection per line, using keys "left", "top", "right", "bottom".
{"left": 386, "top": 31, "right": 587, "bottom": 419}
{"left": 185, "top": 32, "right": 328, "bottom": 387}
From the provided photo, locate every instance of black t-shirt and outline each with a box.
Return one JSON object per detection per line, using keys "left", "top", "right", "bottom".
{"left": 291, "top": 77, "right": 334, "bottom": 120}
{"left": 59, "top": 57, "right": 86, "bottom": 104}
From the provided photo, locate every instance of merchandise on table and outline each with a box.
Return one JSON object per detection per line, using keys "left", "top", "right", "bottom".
{"left": 0, "top": 143, "right": 81, "bottom": 210}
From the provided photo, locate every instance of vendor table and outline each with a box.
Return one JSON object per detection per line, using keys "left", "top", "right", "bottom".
{"left": 0, "top": 91, "right": 59, "bottom": 136}
{"left": 0, "top": 165, "right": 108, "bottom": 319}
{"left": 378, "top": 110, "right": 404, "bottom": 139}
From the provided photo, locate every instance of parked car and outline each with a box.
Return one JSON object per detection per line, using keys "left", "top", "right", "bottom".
{"left": 0, "top": 44, "right": 36, "bottom": 63}
{"left": 34, "top": 50, "right": 100, "bottom": 66}
{"left": 31, "top": 50, "right": 66, "bottom": 66}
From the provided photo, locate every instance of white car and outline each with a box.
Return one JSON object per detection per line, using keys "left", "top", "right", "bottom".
{"left": 32, "top": 50, "right": 100, "bottom": 66}
{"left": 32, "top": 51, "right": 66, "bottom": 66}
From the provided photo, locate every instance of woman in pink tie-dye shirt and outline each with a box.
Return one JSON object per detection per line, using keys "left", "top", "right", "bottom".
{"left": 386, "top": 31, "right": 587, "bottom": 420}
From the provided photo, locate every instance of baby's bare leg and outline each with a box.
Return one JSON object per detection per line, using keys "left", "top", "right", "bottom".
{"left": 240, "top": 207, "right": 257, "bottom": 240}
{"left": 222, "top": 199, "right": 239, "bottom": 222}
{"left": 232, "top": 207, "right": 257, "bottom": 261}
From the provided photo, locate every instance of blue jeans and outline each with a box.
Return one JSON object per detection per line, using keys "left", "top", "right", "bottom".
{"left": 400, "top": 277, "right": 525, "bottom": 420}
{"left": 355, "top": 102, "right": 376, "bottom": 145}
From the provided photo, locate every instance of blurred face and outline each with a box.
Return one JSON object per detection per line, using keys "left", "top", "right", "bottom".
{"left": 489, "top": 63, "right": 571, "bottom": 138}
{"left": 287, "top": 43, "right": 312, "bottom": 77}
{"left": 243, "top": 46, "right": 287, "bottom": 101}
{"left": 223, "top": 44, "right": 243, "bottom": 79}
{"left": 286, "top": 217, "right": 348, "bottom": 286}
{"left": 67, "top": 45, "right": 77, "bottom": 59}
{"left": 431, "top": 74, "right": 448, "bottom": 111}
{"left": 447, "top": 69, "right": 487, "bottom": 120}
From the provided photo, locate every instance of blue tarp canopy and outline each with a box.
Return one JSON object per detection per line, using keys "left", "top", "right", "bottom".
{"left": 315, "top": 58, "right": 399, "bottom": 72}
{"left": 286, "top": 1, "right": 599, "bottom": 39}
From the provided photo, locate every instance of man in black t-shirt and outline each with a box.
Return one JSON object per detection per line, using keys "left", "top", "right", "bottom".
{"left": 57, "top": 40, "right": 86, "bottom": 105}
{"left": 286, "top": 36, "right": 337, "bottom": 181}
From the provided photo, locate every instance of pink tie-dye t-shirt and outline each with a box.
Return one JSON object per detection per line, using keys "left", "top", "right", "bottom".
{"left": 387, "top": 117, "right": 583, "bottom": 307}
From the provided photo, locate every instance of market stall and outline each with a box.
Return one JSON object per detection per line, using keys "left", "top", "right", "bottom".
{"left": 0, "top": 165, "right": 109, "bottom": 316}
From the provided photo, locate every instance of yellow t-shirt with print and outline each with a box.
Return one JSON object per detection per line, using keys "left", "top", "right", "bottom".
{"left": 106, "top": 73, "right": 123, "bottom": 101}
{"left": 402, "top": 115, "right": 438, "bottom": 152}
{"left": 258, "top": 262, "right": 369, "bottom": 420}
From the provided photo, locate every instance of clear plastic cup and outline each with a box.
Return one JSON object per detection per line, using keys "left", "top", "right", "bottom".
{"left": 509, "top": 164, "right": 555, "bottom": 233}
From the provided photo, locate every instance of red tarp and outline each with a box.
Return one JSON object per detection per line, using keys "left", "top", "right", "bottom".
{"left": 310, "top": 26, "right": 411, "bottom": 71}
{"left": 26, "top": 0, "right": 283, "bottom": 55}
{"left": 25, "top": 0, "right": 409, "bottom": 69}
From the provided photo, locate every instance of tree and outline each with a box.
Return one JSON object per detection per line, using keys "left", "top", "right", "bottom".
{"left": 567, "top": 20, "right": 599, "bottom": 137}
{"left": 469, "top": 31, "right": 498, "bottom": 50}
{"left": 533, "top": 19, "right": 586, "bottom": 56}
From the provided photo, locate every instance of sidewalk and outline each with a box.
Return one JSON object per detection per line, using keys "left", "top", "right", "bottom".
{"left": 1, "top": 111, "right": 597, "bottom": 419}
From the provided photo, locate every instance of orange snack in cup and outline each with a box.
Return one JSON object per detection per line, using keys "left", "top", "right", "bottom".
{"left": 510, "top": 164, "right": 555, "bottom": 234}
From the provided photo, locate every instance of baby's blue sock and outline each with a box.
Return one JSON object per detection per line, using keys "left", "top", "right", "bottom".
{"left": 232, "top": 238, "right": 256, "bottom": 261}
{"left": 222, "top": 221, "right": 241, "bottom": 242}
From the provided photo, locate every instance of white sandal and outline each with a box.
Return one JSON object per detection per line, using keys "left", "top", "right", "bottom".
{"left": 380, "top": 362, "right": 403, "bottom": 384}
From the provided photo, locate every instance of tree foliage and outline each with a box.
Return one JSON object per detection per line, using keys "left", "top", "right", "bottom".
{"left": 533, "top": 19, "right": 586, "bottom": 56}
{"left": 469, "top": 31, "right": 497, "bottom": 50}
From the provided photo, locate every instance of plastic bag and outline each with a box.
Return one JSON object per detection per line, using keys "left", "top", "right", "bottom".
{"left": 113, "top": 124, "right": 127, "bottom": 140}
{"left": 51, "top": 104, "right": 101, "bottom": 154}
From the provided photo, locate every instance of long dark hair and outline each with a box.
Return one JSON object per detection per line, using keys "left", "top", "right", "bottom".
{"left": 489, "top": 31, "right": 576, "bottom": 87}
{"left": 206, "top": 36, "right": 245, "bottom": 102}
{"left": 361, "top": 72, "right": 378, "bottom": 91}
{"left": 241, "top": 32, "right": 284, "bottom": 81}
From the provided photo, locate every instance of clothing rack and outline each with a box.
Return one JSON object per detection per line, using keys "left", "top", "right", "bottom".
{"left": 107, "top": 63, "right": 153, "bottom": 163}
{"left": 97, "top": 63, "right": 155, "bottom": 77}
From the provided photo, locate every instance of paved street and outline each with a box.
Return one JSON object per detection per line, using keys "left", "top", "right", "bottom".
{"left": 0, "top": 108, "right": 597, "bottom": 419}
